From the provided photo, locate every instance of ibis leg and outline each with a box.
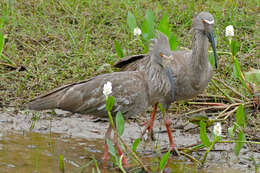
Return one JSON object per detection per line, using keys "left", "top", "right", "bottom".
{"left": 164, "top": 110, "right": 179, "bottom": 155}
{"left": 141, "top": 103, "right": 158, "bottom": 140}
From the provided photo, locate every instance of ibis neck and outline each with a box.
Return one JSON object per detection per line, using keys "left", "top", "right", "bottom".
{"left": 190, "top": 30, "right": 210, "bottom": 78}
{"left": 144, "top": 59, "right": 172, "bottom": 106}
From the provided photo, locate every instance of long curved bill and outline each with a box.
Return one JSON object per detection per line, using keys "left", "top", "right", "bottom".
{"left": 207, "top": 32, "right": 218, "bottom": 68}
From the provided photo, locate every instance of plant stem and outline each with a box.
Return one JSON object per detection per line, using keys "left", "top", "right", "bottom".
{"left": 217, "top": 140, "right": 260, "bottom": 145}
{"left": 107, "top": 111, "right": 115, "bottom": 129}
{"left": 201, "top": 140, "right": 216, "bottom": 166}
{"left": 213, "top": 77, "right": 249, "bottom": 101}
{"left": 107, "top": 111, "right": 149, "bottom": 172}
{"left": 180, "top": 151, "right": 201, "bottom": 166}
{"left": 211, "top": 79, "right": 235, "bottom": 103}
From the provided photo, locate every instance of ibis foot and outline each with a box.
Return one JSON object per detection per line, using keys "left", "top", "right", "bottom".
{"left": 141, "top": 120, "right": 155, "bottom": 141}
{"left": 164, "top": 114, "right": 180, "bottom": 156}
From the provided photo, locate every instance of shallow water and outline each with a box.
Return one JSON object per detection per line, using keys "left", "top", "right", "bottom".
{"left": 0, "top": 109, "right": 258, "bottom": 172}
{"left": 0, "top": 131, "right": 246, "bottom": 173}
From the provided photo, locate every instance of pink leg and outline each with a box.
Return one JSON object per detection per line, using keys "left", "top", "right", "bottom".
{"left": 164, "top": 110, "right": 179, "bottom": 154}
{"left": 142, "top": 103, "right": 158, "bottom": 139}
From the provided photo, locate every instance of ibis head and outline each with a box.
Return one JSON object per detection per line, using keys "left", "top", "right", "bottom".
{"left": 192, "top": 12, "right": 218, "bottom": 68}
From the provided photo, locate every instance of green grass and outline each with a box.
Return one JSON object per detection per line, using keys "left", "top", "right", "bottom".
{"left": 0, "top": 0, "right": 259, "bottom": 106}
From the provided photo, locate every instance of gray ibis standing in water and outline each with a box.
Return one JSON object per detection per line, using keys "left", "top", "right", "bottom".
{"left": 27, "top": 33, "right": 176, "bottom": 166}
{"left": 114, "top": 12, "right": 218, "bottom": 144}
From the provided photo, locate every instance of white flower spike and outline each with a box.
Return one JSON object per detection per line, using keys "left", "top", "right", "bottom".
{"left": 213, "top": 122, "right": 222, "bottom": 137}
{"left": 103, "top": 81, "right": 112, "bottom": 99}
{"left": 225, "top": 25, "right": 234, "bottom": 37}
{"left": 133, "top": 27, "right": 141, "bottom": 36}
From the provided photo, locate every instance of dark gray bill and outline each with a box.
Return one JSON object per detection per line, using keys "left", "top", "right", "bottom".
{"left": 207, "top": 32, "right": 218, "bottom": 68}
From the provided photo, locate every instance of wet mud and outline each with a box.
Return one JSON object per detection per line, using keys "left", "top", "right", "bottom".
{"left": 0, "top": 107, "right": 259, "bottom": 172}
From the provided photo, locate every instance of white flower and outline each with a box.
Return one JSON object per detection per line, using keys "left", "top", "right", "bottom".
{"left": 213, "top": 122, "right": 222, "bottom": 137}
{"left": 103, "top": 81, "right": 112, "bottom": 99}
{"left": 133, "top": 27, "right": 141, "bottom": 36}
{"left": 225, "top": 25, "right": 234, "bottom": 37}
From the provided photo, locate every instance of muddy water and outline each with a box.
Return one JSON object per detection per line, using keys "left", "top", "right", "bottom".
{"left": 0, "top": 132, "right": 245, "bottom": 173}
{"left": 0, "top": 108, "right": 257, "bottom": 172}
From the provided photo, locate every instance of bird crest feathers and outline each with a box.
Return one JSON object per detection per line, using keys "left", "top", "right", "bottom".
{"left": 148, "top": 31, "right": 171, "bottom": 58}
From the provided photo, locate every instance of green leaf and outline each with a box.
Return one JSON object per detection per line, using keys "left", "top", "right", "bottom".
{"left": 0, "top": 31, "right": 4, "bottom": 56}
{"left": 208, "top": 52, "right": 215, "bottom": 68}
{"left": 233, "top": 57, "right": 248, "bottom": 90}
{"left": 158, "top": 13, "right": 170, "bottom": 37}
{"left": 114, "top": 40, "right": 124, "bottom": 58}
{"left": 235, "top": 104, "right": 245, "bottom": 128}
{"left": 169, "top": 34, "right": 178, "bottom": 51}
{"left": 233, "top": 57, "right": 242, "bottom": 80}
{"left": 228, "top": 125, "right": 235, "bottom": 138}
{"left": 59, "top": 154, "right": 65, "bottom": 173}
{"left": 234, "top": 131, "right": 246, "bottom": 156}
{"left": 160, "top": 150, "right": 170, "bottom": 171}
{"left": 189, "top": 114, "right": 209, "bottom": 126}
{"left": 0, "top": 17, "right": 4, "bottom": 29}
{"left": 93, "top": 158, "right": 101, "bottom": 173}
{"left": 132, "top": 138, "right": 141, "bottom": 153}
{"left": 158, "top": 103, "right": 165, "bottom": 116}
{"left": 141, "top": 9, "right": 155, "bottom": 42}
{"left": 200, "top": 121, "right": 210, "bottom": 147}
{"left": 230, "top": 39, "right": 238, "bottom": 56}
{"left": 106, "top": 96, "right": 115, "bottom": 112}
{"left": 106, "top": 139, "right": 117, "bottom": 158}
{"left": 127, "top": 11, "right": 137, "bottom": 32}
{"left": 116, "top": 111, "right": 125, "bottom": 136}
{"left": 244, "top": 68, "right": 260, "bottom": 86}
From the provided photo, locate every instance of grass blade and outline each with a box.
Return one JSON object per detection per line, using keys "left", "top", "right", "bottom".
{"left": 127, "top": 11, "right": 137, "bottom": 32}
{"left": 0, "top": 31, "right": 4, "bottom": 56}
{"left": 93, "top": 158, "right": 101, "bottom": 173}
{"left": 160, "top": 150, "right": 170, "bottom": 172}
{"left": 114, "top": 40, "right": 124, "bottom": 58}
{"left": 59, "top": 154, "right": 65, "bottom": 173}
